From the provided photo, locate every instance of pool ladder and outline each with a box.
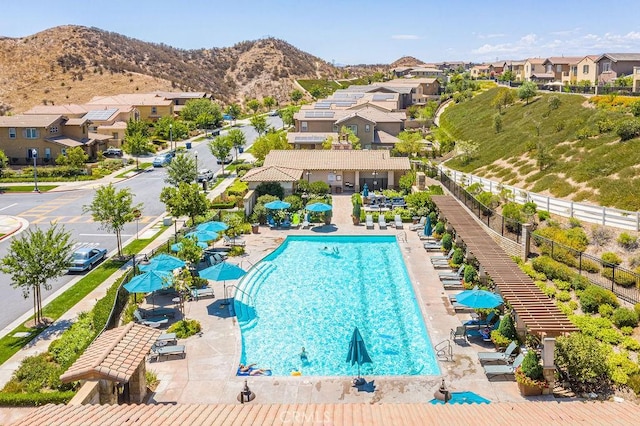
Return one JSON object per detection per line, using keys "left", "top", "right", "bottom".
{"left": 435, "top": 339, "right": 453, "bottom": 361}
{"left": 397, "top": 231, "right": 407, "bottom": 243}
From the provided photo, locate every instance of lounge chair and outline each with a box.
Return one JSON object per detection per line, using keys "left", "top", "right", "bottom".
{"left": 291, "top": 213, "right": 301, "bottom": 229}
{"left": 450, "top": 326, "right": 467, "bottom": 343}
{"left": 206, "top": 252, "right": 228, "bottom": 267}
{"left": 483, "top": 353, "right": 525, "bottom": 379}
{"left": 190, "top": 287, "right": 215, "bottom": 301}
{"left": 439, "top": 265, "right": 465, "bottom": 279}
{"left": 267, "top": 216, "right": 277, "bottom": 229}
{"left": 478, "top": 341, "right": 518, "bottom": 363}
{"left": 431, "top": 249, "right": 454, "bottom": 261}
{"left": 409, "top": 217, "right": 426, "bottom": 231}
{"left": 442, "top": 280, "right": 463, "bottom": 289}
{"left": 281, "top": 218, "right": 291, "bottom": 229}
{"left": 394, "top": 214, "right": 403, "bottom": 229}
{"left": 424, "top": 242, "right": 443, "bottom": 251}
{"left": 138, "top": 307, "right": 176, "bottom": 319}
{"left": 148, "top": 344, "right": 186, "bottom": 362}
{"left": 378, "top": 215, "right": 387, "bottom": 230}
{"left": 464, "top": 312, "right": 498, "bottom": 328}
{"left": 365, "top": 214, "right": 374, "bottom": 230}
{"left": 223, "top": 235, "right": 246, "bottom": 247}
{"left": 301, "top": 214, "right": 310, "bottom": 229}
{"left": 133, "top": 310, "right": 168, "bottom": 328}
{"left": 156, "top": 332, "right": 178, "bottom": 346}
{"left": 466, "top": 319, "right": 501, "bottom": 340}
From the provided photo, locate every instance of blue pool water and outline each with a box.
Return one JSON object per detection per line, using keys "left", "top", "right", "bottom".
{"left": 234, "top": 235, "right": 440, "bottom": 377}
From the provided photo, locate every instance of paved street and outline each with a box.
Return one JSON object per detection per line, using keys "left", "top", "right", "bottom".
{"left": 0, "top": 117, "right": 281, "bottom": 331}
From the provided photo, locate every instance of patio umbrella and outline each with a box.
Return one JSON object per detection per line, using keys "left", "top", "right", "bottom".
{"left": 264, "top": 200, "right": 291, "bottom": 210}
{"left": 455, "top": 289, "right": 504, "bottom": 309}
{"left": 185, "top": 230, "right": 219, "bottom": 243}
{"left": 199, "top": 261, "right": 247, "bottom": 300}
{"left": 424, "top": 215, "right": 432, "bottom": 237}
{"left": 124, "top": 270, "right": 174, "bottom": 293}
{"left": 362, "top": 183, "right": 369, "bottom": 197}
{"left": 139, "top": 254, "right": 186, "bottom": 272}
{"left": 171, "top": 241, "right": 208, "bottom": 252}
{"left": 306, "top": 202, "right": 332, "bottom": 213}
{"left": 346, "top": 327, "right": 372, "bottom": 384}
{"left": 196, "top": 221, "right": 229, "bottom": 233}
{"left": 430, "top": 390, "right": 490, "bottom": 405}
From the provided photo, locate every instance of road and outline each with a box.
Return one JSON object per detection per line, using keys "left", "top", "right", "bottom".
{"left": 0, "top": 117, "right": 282, "bottom": 331}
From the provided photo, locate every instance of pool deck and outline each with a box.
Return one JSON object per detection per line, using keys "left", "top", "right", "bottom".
{"left": 147, "top": 194, "right": 546, "bottom": 405}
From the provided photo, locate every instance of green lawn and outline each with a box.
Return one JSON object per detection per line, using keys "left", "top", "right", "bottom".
{"left": 0, "top": 185, "right": 58, "bottom": 193}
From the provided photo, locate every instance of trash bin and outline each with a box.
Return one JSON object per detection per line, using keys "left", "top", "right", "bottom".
{"left": 163, "top": 217, "right": 173, "bottom": 226}
{"left": 251, "top": 223, "right": 259, "bottom": 234}
{"left": 185, "top": 142, "right": 192, "bottom": 149}
{"left": 239, "top": 147, "right": 244, "bottom": 153}
{"left": 202, "top": 180, "right": 207, "bottom": 191}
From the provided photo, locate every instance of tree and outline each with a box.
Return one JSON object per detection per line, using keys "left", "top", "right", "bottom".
{"left": 174, "top": 236, "right": 204, "bottom": 266}
{"left": 208, "top": 135, "right": 233, "bottom": 174}
{"left": 536, "top": 141, "right": 553, "bottom": 170}
{"left": 263, "top": 96, "right": 276, "bottom": 110}
{"left": 491, "top": 87, "right": 516, "bottom": 113}
{"left": 548, "top": 95, "right": 561, "bottom": 111}
{"left": 555, "top": 333, "right": 610, "bottom": 394}
{"left": 83, "top": 184, "right": 141, "bottom": 258}
{"left": 125, "top": 118, "right": 150, "bottom": 138}
{"left": 279, "top": 106, "right": 299, "bottom": 128}
{"left": 252, "top": 132, "right": 290, "bottom": 161}
{"left": 226, "top": 103, "right": 241, "bottom": 123}
{"left": 322, "top": 136, "right": 334, "bottom": 150}
{"left": 55, "top": 146, "right": 88, "bottom": 173}
{"left": 154, "top": 116, "right": 189, "bottom": 140}
{"left": 455, "top": 139, "right": 479, "bottom": 165}
{"left": 160, "top": 182, "right": 209, "bottom": 227}
{"left": 395, "top": 131, "right": 424, "bottom": 157}
{"left": 518, "top": 81, "right": 538, "bottom": 105}
{"left": 255, "top": 182, "right": 284, "bottom": 199}
{"left": 123, "top": 132, "right": 153, "bottom": 170}
{"left": 250, "top": 114, "right": 269, "bottom": 136}
{"left": 166, "top": 153, "right": 197, "bottom": 186}
{"left": 181, "top": 99, "right": 223, "bottom": 128}
{"left": 290, "top": 89, "right": 303, "bottom": 104}
{"left": 0, "top": 224, "right": 73, "bottom": 325}
{"left": 493, "top": 113, "right": 503, "bottom": 133}
{"left": 246, "top": 99, "right": 261, "bottom": 114}
{"left": 340, "top": 126, "right": 360, "bottom": 150}
{"left": 227, "top": 129, "right": 246, "bottom": 161}
{"left": 0, "top": 149, "right": 7, "bottom": 178}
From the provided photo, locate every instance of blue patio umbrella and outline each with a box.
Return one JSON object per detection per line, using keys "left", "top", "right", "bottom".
{"left": 199, "top": 261, "right": 247, "bottom": 281}
{"left": 171, "top": 241, "right": 208, "bottom": 252}
{"left": 455, "top": 289, "right": 504, "bottom": 309}
{"left": 265, "top": 200, "right": 291, "bottom": 210}
{"left": 124, "top": 270, "right": 174, "bottom": 294}
{"left": 306, "top": 202, "right": 332, "bottom": 213}
{"left": 196, "top": 221, "right": 229, "bottom": 233}
{"left": 139, "top": 254, "right": 186, "bottom": 272}
{"left": 346, "top": 327, "right": 372, "bottom": 383}
{"left": 185, "top": 230, "right": 219, "bottom": 243}
{"left": 424, "top": 215, "right": 433, "bottom": 237}
{"left": 362, "top": 183, "right": 369, "bottom": 197}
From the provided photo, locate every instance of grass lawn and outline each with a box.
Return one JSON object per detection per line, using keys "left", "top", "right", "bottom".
{"left": 0, "top": 185, "right": 58, "bottom": 193}
{"left": 115, "top": 162, "right": 153, "bottom": 178}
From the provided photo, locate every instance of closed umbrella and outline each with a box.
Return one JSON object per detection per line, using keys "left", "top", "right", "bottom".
{"left": 196, "top": 221, "right": 229, "bottom": 233}
{"left": 139, "top": 254, "right": 186, "bottom": 272}
{"left": 199, "top": 261, "right": 247, "bottom": 301}
{"left": 424, "top": 216, "right": 432, "bottom": 237}
{"left": 362, "top": 183, "right": 369, "bottom": 197}
{"left": 455, "top": 289, "right": 503, "bottom": 309}
{"left": 186, "top": 230, "right": 219, "bottom": 243}
{"left": 306, "top": 202, "right": 332, "bottom": 212}
{"left": 346, "top": 327, "right": 372, "bottom": 385}
{"left": 265, "top": 200, "right": 291, "bottom": 210}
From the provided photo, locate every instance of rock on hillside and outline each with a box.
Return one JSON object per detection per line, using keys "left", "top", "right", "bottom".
{"left": 0, "top": 25, "right": 341, "bottom": 113}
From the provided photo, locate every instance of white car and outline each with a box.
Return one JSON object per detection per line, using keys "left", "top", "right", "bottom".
{"left": 197, "top": 169, "right": 214, "bottom": 182}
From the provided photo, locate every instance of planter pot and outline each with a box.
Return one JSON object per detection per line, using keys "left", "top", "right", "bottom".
{"left": 517, "top": 382, "right": 544, "bottom": 396}
{"left": 352, "top": 216, "right": 360, "bottom": 225}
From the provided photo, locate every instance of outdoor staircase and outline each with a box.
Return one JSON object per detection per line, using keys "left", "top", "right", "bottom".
{"left": 234, "top": 261, "right": 276, "bottom": 332}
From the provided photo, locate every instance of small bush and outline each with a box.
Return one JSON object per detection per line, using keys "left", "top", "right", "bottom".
{"left": 557, "top": 302, "right": 573, "bottom": 316}
{"left": 571, "top": 275, "right": 590, "bottom": 291}
{"left": 451, "top": 248, "right": 464, "bottom": 265}
{"left": 617, "top": 232, "right": 639, "bottom": 250}
{"left": 531, "top": 256, "right": 574, "bottom": 282}
{"left": 537, "top": 210, "right": 550, "bottom": 221}
{"left": 433, "top": 221, "right": 445, "bottom": 235}
{"left": 621, "top": 326, "right": 634, "bottom": 336}
{"left": 568, "top": 217, "right": 582, "bottom": 228}
{"left": 441, "top": 233, "right": 453, "bottom": 251}
{"left": 497, "top": 313, "right": 518, "bottom": 341}
{"left": 520, "top": 350, "right": 544, "bottom": 381}
{"left": 629, "top": 374, "right": 640, "bottom": 395}
{"left": 616, "top": 117, "right": 640, "bottom": 141}
{"left": 167, "top": 319, "right": 201, "bottom": 338}
{"left": 601, "top": 252, "right": 622, "bottom": 266}
{"left": 601, "top": 268, "right": 638, "bottom": 287}
{"left": 622, "top": 337, "right": 640, "bottom": 352}
{"left": 463, "top": 265, "right": 477, "bottom": 284}
{"left": 520, "top": 263, "right": 547, "bottom": 281}
{"left": 557, "top": 291, "right": 572, "bottom": 302}
{"left": 580, "top": 259, "right": 600, "bottom": 273}
{"left": 598, "top": 304, "right": 614, "bottom": 318}
{"left": 0, "top": 391, "right": 75, "bottom": 406}
{"left": 490, "top": 330, "right": 512, "bottom": 349}
{"left": 612, "top": 307, "right": 639, "bottom": 328}
{"left": 568, "top": 300, "right": 579, "bottom": 311}
{"left": 579, "top": 285, "right": 620, "bottom": 313}
{"left": 591, "top": 226, "right": 613, "bottom": 247}
{"left": 553, "top": 279, "right": 571, "bottom": 291}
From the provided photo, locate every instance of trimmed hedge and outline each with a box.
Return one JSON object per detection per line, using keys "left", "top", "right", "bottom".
{"left": 0, "top": 391, "right": 75, "bottom": 406}
{"left": 531, "top": 256, "right": 574, "bottom": 282}
{"left": 579, "top": 285, "right": 620, "bottom": 313}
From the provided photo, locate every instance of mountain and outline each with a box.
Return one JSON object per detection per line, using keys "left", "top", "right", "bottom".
{"left": 390, "top": 56, "right": 425, "bottom": 68}
{"left": 0, "top": 25, "right": 350, "bottom": 113}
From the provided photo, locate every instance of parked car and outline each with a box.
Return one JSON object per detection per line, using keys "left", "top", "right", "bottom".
{"left": 68, "top": 247, "right": 108, "bottom": 272}
{"left": 268, "top": 110, "right": 278, "bottom": 116}
{"left": 216, "top": 155, "right": 233, "bottom": 165}
{"left": 153, "top": 153, "right": 173, "bottom": 167}
{"left": 103, "top": 147, "right": 123, "bottom": 157}
{"left": 197, "top": 168, "right": 214, "bottom": 182}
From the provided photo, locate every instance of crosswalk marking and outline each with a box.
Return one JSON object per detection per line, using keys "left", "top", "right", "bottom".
{"left": 72, "top": 242, "right": 101, "bottom": 250}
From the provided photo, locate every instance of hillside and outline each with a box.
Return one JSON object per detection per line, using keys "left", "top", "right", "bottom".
{"left": 0, "top": 25, "right": 349, "bottom": 113}
{"left": 439, "top": 88, "right": 640, "bottom": 211}
{"left": 390, "top": 56, "right": 425, "bottom": 68}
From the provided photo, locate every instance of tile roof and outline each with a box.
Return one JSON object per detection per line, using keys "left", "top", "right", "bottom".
{"left": 87, "top": 94, "right": 173, "bottom": 106}
{"left": 23, "top": 104, "right": 89, "bottom": 115}
{"left": 598, "top": 53, "right": 640, "bottom": 62}
{"left": 240, "top": 166, "right": 303, "bottom": 182}
{"left": 15, "top": 401, "right": 640, "bottom": 426}
{"left": 526, "top": 58, "right": 546, "bottom": 65}
{"left": 0, "top": 114, "right": 62, "bottom": 128}
{"left": 544, "top": 56, "right": 583, "bottom": 65}
{"left": 65, "top": 117, "right": 88, "bottom": 126}
{"left": 334, "top": 107, "right": 405, "bottom": 125}
{"left": 374, "top": 130, "right": 399, "bottom": 144}
{"left": 264, "top": 150, "right": 410, "bottom": 171}
{"left": 60, "top": 323, "right": 160, "bottom": 383}
{"left": 286, "top": 132, "right": 339, "bottom": 145}
{"left": 45, "top": 137, "right": 86, "bottom": 148}
{"left": 152, "top": 91, "right": 208, "bottom": 99}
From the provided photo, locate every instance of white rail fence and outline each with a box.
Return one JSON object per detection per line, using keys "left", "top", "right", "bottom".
{"left": 438, "top": 165, "right": 640, "bottom": 232}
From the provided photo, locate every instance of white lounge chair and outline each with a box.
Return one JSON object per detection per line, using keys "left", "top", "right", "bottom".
{"left": 148, "top": 344, "right": 186, "bottom": 362}
{"left": 223, "top": 235, "right": 246, "bottom": 247}
{"left": 366, "top": 214, "right": 374, "bottom": 229}
{"left": 439, "top": 265, "right": 465, "bottom": 279}
{"left": 483, "top": 353, "right": 525, "bottom": 379}
{"left": 478, "top": 342, "right": 518, "bottom": 364}
{"left": 409, "top": 217, "right": 426, "bottom": 231}
{"left": 378, "top": 215, "right": 387, "bottom": 230}
{"left": 394, "top": 214, "right": 403, "bottom": 229}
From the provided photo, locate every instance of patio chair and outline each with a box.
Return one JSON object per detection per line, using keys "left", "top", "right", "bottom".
{"left": 378, "top": 214, "right": 387, "bottom": 230}
{"left": 442, "top": 280, "right": 463, "bottom": 289}
{"left": 148, "top": 344, "right": 186, "bottom": 362}
{"left": 206, "top": 252, "right": 228, "bottom": 267}
{"left": 394, "top": 214, "right": 403, "bottom": 229}
{"left": 478, "top": 341, "right": 518, "bottom": 363}
{"left": 431, "top": 249, "right": 454, "bottom": 261}
{"left": 424, "top": 242, "right": 443, "bottom": 251}
{"left": 409, "top": 216, "right": 426, "bottom": 231}
{"left": 483, "top": 353, "right": 525, "bottom": 379}
{"left": 223, "top": 235, "right": 246, "bottom": 247}
{"left": 450, "top": 326, "right": 467, "bottom": 343}
{"left": 291, "top": 213, "right": 301, "bottom": 229}
{"left": 267, "top": 215, "right": 277, "bottom": 229}
{"left": 301, "top": 214, "right": 310, "bottom": 229}
{"left": 156, "top": 332, "right": 178, "bottom": 346}
{"left": 138, "top": 307, "right": 176, "bottom": 319}
{"left": 365, "top": 214, "right": 374, "bottom": 230}
{"left": 190, "top": 287, "right": 215, "bottom": 301}
{"left": 439, "top": 265, "right": 465, "bottom": 280}
{"left": 464, "top": 312, "right": 498, "bottom": 328}
{"left": 133, "top": 310, "right": 168, "bottom": 328}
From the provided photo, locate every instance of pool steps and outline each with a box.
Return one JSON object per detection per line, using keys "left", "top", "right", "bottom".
{"left": 234, "top": 261, "right": 277, "bottom": 331}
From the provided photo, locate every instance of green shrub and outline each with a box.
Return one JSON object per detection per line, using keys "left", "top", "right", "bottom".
{"left": 537, "top": 210, "right": 550, "bottom": 221}
{"left": 441, "top": 233, "right": 453, "bottom": 251}
{"left": 557, "top": 291, "right": 572, "bottom": 302}
{"left": 571, "top": 275, "right": 590, "bottom": 291}
{"left": 628, "top": 374, "right": 640, "bottom": 395}
{"left": 0, "top": 390, "right": 75, "bottom": 406}
{"left": 541, "top": 285, "right": 557, "bottom": 298}
{"left": 167, "top": 319, "right": 201, "bottom": 338}
{"left": 612, "top": 307, "right": 639, "bottom": 328}
{"left": 616, "top": 117, "right": 640, "bottom": 141}
{"left": 621, "top": 326, "right": 634, "bottom": 336}
{"left": 617, "top": 232, "right": 639, "bottom": 250}
{"left": 622, "top": 337, "right": 640, "bottom": 352}
{"left": 569, "top": 300, "right": 579, "bottom": 311}
{"left": 579, "top": 285, "right": 620, "bottom": 313}
{"left": 463, "top": 265, "right": 476, "bottom": 284}
{"left": 490, "top": 330, "right": 512, "bottom": 349}
{"left": 555, "top": 333, "right": 610, "bottom": 394}
{"left": 451, "top": 248, "right": 464, "bottom": 265}
{"left": 580, "top": 259, "right": 600, "bottom": 273}
{"left": 48, "top": 313, "right": 94, "bottom": 369}
{"left": 309, "top": 181, "right": 330, "bottom": 195}
{"left": 601, "top": 252, "right": 622, "bottom": 266}
{"left": 531, "top": 256, "right": 574, "bottom": 282}
{"left": 606, "top": 350, "right": 639, "bottom": 385}
{"left": 553, "top": 279, "right": 572, "bottom": 291}
{"left": 498, "top": 313, "right": 518, "bottom": 341}
{"left": 598, "top": 304, "right": 614, "bottom": 318}
{"left": 520, "top": 350, "right": 544, "bottom": 382}
{"left": 228, "top": 246, "right": 245, "bottom": 256}
{"left": 557, "top": 302, "right": 573, "bottom": 316}
{"left": 433, "top": 221, "right": 445, "bottom": 236}
{"left": 519, "top": 263, "right": 547, "bottom": 281}
{"left": 568, "top": 217, "right": 582, "bottom": 228}
{"left": 601, "top": 268, "right": 638, "bottom": 287}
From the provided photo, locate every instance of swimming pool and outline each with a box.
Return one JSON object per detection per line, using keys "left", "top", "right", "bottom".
{"left": 234, "top": 235, "right": 440, "bottom": 377}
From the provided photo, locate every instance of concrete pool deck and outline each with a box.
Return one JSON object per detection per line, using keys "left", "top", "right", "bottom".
{"left": 146, "top": 194, "right": 546, "bottom": 405}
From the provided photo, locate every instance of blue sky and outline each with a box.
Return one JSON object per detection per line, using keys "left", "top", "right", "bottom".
{"left": 2, "top": 0, "right": 640, "bottom": 65}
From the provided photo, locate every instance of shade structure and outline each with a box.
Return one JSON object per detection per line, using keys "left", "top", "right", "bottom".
{"left": 124, "top": 270, "right": 174, "bottom": 294}
{"left": 362, "top": 183, "right": 369, "bottom": 197}
{"left": 186, "top": 230, "right": 219, "bottom": 243}
{"left": 139, "top": 254, "right": 186, "bottom": 272}
{"left": 424, "top": 215, "right": 432, "bottom": 237}
{"left": 346, "top": 327, "right": 372, "bottom": 381}
{"left": 306, "top": 202, "right": 332, "bottom": 213}
{"left": 171, "top": 241, "right": 208, "bottom": 252}
{"left": 264, "top": 200, "right": 291, "bottom": 210}
{"left": 455, "top": 289, "right": 504, "bottom": 309}
{"left": 199, "top": 262, "right": 247, "bottom": 281}
{"left": 196, "top": 221, "right": 229, "bottom": 233}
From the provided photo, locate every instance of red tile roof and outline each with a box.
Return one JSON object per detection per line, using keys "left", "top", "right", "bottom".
{"left": 14, "top": 401, "right": 640, "bottom": 426}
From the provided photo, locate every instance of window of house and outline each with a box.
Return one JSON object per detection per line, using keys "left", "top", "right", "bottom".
{"left": 25, "top": 128, "right": 37, "bottom": 139}
{"left": 365, "top": 124, "right": 370, "bottom": 132}
{"left": 602, "top": 62, "right": 611, "bottom": 72}
{"left": 546, "top": 64, "right": 552, "bottom": 73}
{"left": 556, "top": 64, "right": 562, "bottom": 72}
{"left": 526, "top": 65, "right": 529, "bottom": 72}
{"left": 346, "top": 125, "right": 357, "bottom": 135}
{"left": 44, "top": 148, "right": 51, "bottom": 159}
{"left": 151, "top": 106, "right": 157, "bottom": 115}
{"left": 49, "top": 126, "right": 58, "bottom": 134}
{"left": 8, "top": 128, "right": 16, "bottom": 139}
{"left": 112, "top": 132, "right": 119, "bottom": 140}
{"left": 301, "top": 121, "right": 308, "bottom": 131}
{"left": 583, "top": 65, "right": 589, "bottom": 74}
{"left": 571, "top": 66, "right": 577, "bottom": 75}
{"left": 61, "top": 148, "right": 67, "bottom": 155}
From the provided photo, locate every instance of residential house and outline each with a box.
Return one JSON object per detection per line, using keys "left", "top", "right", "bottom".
{"left": 371, "top": 78, "right": 441, "bottom": 106}
{"left": 524, "top": 58, "right": 547, "bottom": 81}
{"left": 392, "top": 67, "right": 414, "bottom": 78}
{"left": 470, "top": 64, "right": 490, "bottom": 79}
{"left": 152, "top": 91, "right": 209, "bottom": 114}
{"left": 595, "top": 53, "right": 640, "bottom": 85}
{"left": 542, "top": 57, "right": 583, "bottom": 83}
{"left": 575, "top": 55, "right": 599, "bottom": 86}
{"left": 86, "top": 93, "right": 174, "bottom": 122}
{"left": 633, "top": 67, "right": 640, "bottom": 92}
{"left": 0, "top": 114, "right": 106, "bottom": 165}
{"left": 285, "top": 132, "right": 342, "bottom": 150}
{"left": 488, "top": 61, "right": 507, "bottom": 79}
{"left": 407, "top": 67, "right": 445, "bottom": 79}
{"left": 241, "top": 149, "right": 411, "bottom": 194}
{"left": 505, "top": 60, "right": 525, "bottom": 81}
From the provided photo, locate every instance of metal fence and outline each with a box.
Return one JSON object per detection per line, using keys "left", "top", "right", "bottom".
{"left": 530, "top": 234, "right": 640, "bottom": 305}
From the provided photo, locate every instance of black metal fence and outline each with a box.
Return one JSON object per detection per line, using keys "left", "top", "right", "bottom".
{"left": 531, "top": 234, "right": 640, "bottom": 305}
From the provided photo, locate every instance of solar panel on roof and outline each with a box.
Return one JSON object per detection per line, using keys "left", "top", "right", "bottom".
{"left": 304, "top": 111, "right": 335, "bottom": 118}
{"left": 84, "top": 108, "right": 118, "bottom": 121}
{"left": 294, "top": 135, "right": 326, "bottom": 143}
{"left": 372, "top": 94, "right": 394, "bottom": 101}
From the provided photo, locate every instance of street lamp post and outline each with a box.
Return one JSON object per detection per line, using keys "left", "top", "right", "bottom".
{"left": 306, "top": 171, "right": 311, "bottom": 183}
{"left": 32, "top": 149, "right": 40, "bottom": 193}
{"left": 372, "top": 171, "right": 378, "bottom": 191}
{"left": 169, "top": 123, "right": 173, "bottom": 152}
